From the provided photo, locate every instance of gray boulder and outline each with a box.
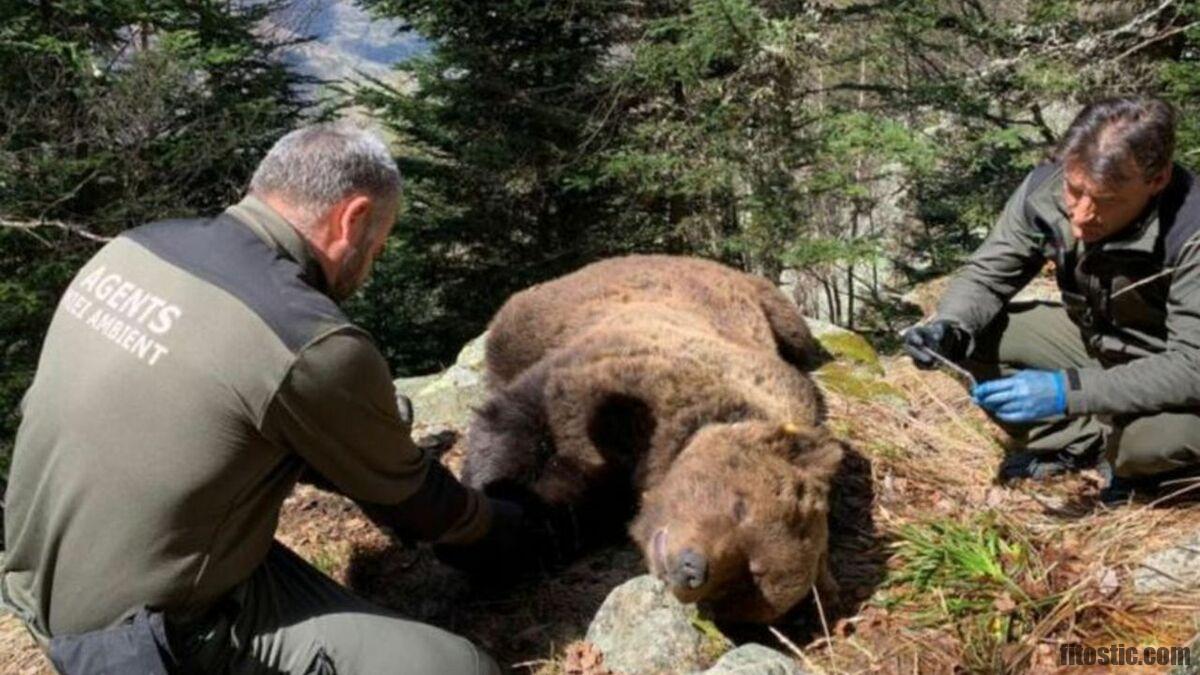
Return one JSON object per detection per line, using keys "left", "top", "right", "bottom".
{"left": 392, "top": 333, "right": 489, "bottom": 434}
{"left": 1133, "top": 531, "right": 1200, "bottom": 594}
{"left": 701, "top": 644, "right": 805, "bottom": 675}
{"left": 587, "top": 575, "right": 725, "bottom": 674}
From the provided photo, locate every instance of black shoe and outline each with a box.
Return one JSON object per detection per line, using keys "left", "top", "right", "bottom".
{"left": 1097, "top": 460, "right": 1138, "bottom": 505}
{"left": 1099, "top": 462, "right": 1200, "bottom": 506}
{"left": 999, "top": 448, "right": 1099, "bottom": 483}
{"left": 1098, "top": 471, "right": 1165, "bottom": 506}
{"left": 1098, "top": 475, "right": 1139, "bottom": 506}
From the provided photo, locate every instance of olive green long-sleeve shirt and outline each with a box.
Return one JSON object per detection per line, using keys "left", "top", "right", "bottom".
{"left": 937, "top": 163, "right": 1200, "bottom": 416}
{"left": 1, "top": 196, "right": 490, "bottom": 640}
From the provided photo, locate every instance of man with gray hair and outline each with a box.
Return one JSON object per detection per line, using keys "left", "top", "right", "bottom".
{"left": 904, "top": 96, "right": 1200, "bottom": 504}
{"left": 1, "top": 122, "right": 527, "bottom": 673}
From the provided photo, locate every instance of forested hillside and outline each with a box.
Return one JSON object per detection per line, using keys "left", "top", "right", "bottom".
{"left": 348, "top": 0, "right": 1200, "bottom": 375}
{"left": 3, "top": 0, "right": 1199, "bottom": 458}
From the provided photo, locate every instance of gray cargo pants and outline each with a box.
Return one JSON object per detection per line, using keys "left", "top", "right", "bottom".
{"left": 965, "top": 301, "right": 1200, "bottom": 478}
{"left": 169, "top": 543, "right": 502, "bottom": 675}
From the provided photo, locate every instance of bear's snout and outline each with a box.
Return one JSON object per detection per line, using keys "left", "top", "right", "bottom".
{"left": 670, "top": 548, "right": 708, "bottom": 591}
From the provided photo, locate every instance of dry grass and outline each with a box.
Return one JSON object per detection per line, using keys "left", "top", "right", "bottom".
{"left": 3, "top": 354, "right": 1200, "bottom": 674}
{"left": 0, "top": 613, "right": 50, "bottom": 674}
{"left": 804, "top": 358, "right": 1200, "bottom": 674}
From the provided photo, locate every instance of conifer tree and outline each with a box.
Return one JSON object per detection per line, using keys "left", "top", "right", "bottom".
{"left": 351, "top": 1, "right": 636, "bottom": 373}
{"left": 0, "top": 0, "right": 311, "bottom": 466}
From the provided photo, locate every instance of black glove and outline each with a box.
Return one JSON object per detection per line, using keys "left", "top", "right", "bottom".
{"left": 434, "top": 485, "right": 587, "bottom": 582}
{"left": 483, "top": 482, "right": 585, "bottom": 564}
{"left": 903, "top": 320, "right": 970, "bottom": 370}
{"left": 432, "top": 496, "right": 552, "bottom": 582}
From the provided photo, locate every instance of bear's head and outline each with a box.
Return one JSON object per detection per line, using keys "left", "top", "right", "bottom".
{"left": 629, "top": 420, "right": 842, "bottom": 623}
{"left": 462, "top": 364, "right": 554, "bottom": 491}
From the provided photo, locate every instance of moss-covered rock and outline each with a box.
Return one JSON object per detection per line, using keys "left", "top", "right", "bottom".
{"left": 814, "top": 329, "right": 883, "bottom": 374}
{"left": 807, "top": 318, "right": 906, "bottom": 407}
{"left": 587, "top": 575, "right": 723, "bottom": 674}
{"left": 816, "top": 363, "right": 904, "bottom": 403}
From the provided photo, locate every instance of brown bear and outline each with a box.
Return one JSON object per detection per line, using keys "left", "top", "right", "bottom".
{"left": 462, "top": 255, "right": 842, "bottom": 623}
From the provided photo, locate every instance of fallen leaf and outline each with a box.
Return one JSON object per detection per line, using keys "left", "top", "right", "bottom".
{"left": 1018, "top": 574, "right": 1050, "bottom": 599}
{"left": 985, "top": 487, "right": 1008, "bottom": 508}
{"left": 563, "top": 641, "right": 613, "bottom": 675}
{"left": 1097, "top": 566, "right": 1120, "bottom": 597}
{"left": 993, "top": 591, "right": 1017, "bottom": 614}
{"left": 1028, "top": 643, "right": 1060, "bottom": 674}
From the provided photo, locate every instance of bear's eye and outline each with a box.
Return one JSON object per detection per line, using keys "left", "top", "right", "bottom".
{"left": 732, "top": 495, "right": 747, "bottom": 522}
{"left": 786, "top": 479, "right": 805, "bottom": 502}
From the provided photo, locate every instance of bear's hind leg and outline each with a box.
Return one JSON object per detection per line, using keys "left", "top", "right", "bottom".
{"left": 754, "top": 278, "right": 823, "bottom": 370}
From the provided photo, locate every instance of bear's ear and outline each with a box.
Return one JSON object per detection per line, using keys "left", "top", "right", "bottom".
{"left": 785, "top": 426, "right": 844, "bottom": 484}
{"left": 587, "top": 392, "right": 655, "bottom": 467}
{"left": 473, "top": 397, "right": 503, "bottom": 422}
{"left": 786, "top": 433, "right": 842, "bottom": 516}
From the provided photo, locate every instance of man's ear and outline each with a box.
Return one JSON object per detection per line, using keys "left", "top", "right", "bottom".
{"left": 329, "top": 194, "right": 373, "bottom": 252}
{"left": 1148, "top": 164, "right": 1173, "bottom": 194}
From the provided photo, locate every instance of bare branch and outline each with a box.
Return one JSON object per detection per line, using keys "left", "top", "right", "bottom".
{"left": 1114, "top": 21, "right": 1199, "bottom": 61}
{"left": 0, "top": 217, "right": 113, "bottom": 244}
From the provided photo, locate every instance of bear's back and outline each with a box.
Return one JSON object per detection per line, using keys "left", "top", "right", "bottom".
{"left": 484, "top": 255, "right": 780, "bottom": 384}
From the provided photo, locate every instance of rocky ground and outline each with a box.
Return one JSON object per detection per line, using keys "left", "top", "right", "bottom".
{"left": 4, "top": 313, "right": 1200, "bottom": 674}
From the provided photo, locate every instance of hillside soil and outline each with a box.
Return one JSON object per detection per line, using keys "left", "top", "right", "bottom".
{"left": 2, "top": 355, "right": 1199, "bottom": 674}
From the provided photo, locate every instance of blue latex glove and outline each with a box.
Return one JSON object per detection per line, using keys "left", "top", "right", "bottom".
{"left": 972, "top": 370, "right": 1067, "bottom": 423}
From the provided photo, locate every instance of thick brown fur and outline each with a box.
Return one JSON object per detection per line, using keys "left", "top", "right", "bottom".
{"left": 462, "top": 255, "right": 841, "bottom": 623}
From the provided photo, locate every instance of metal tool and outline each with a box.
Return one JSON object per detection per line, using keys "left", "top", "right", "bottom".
{"left": 918, "top": 346, "right": 978, "bottom": 390}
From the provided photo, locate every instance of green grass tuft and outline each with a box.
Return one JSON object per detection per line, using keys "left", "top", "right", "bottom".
{"left": 882, "top": 513, "right": 1060, "bottom": 671}
{"left": 310, "top": 547, "right": 343, "bottom": 577}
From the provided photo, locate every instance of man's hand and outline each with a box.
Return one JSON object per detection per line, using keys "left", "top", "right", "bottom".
{"left": 433, "top": 495, "right": 566, "bottom": 582}
{"left": 972, "top": 370, "right": 1067, "bottom": 423}
{"left": 433, "top": 497, "right": 527, "bottom": 580}
{"left": 903, "top": 320, "right": 970, "bottom": 370}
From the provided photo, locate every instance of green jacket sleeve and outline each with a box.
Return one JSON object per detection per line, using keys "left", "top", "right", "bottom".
{"left": 1066, "top": 237, "right": 1200, "bottom": 415}
{"left": 260, "top": 328, "right": 491, "bottom": 544}
{"left": 935, "top": 172, "right": 1047, "bottom": 338}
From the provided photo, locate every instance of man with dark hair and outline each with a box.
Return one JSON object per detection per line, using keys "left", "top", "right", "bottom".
{"left": 904, "top": 96, "right": 1200, "bottom": 503}
{"left": 1, "top": 123, "right": 536, "bottom": 674}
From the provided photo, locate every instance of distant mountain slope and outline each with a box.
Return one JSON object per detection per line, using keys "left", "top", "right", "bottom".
{"left": 264, "top": 0, "right": 427, "bottom": 86}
